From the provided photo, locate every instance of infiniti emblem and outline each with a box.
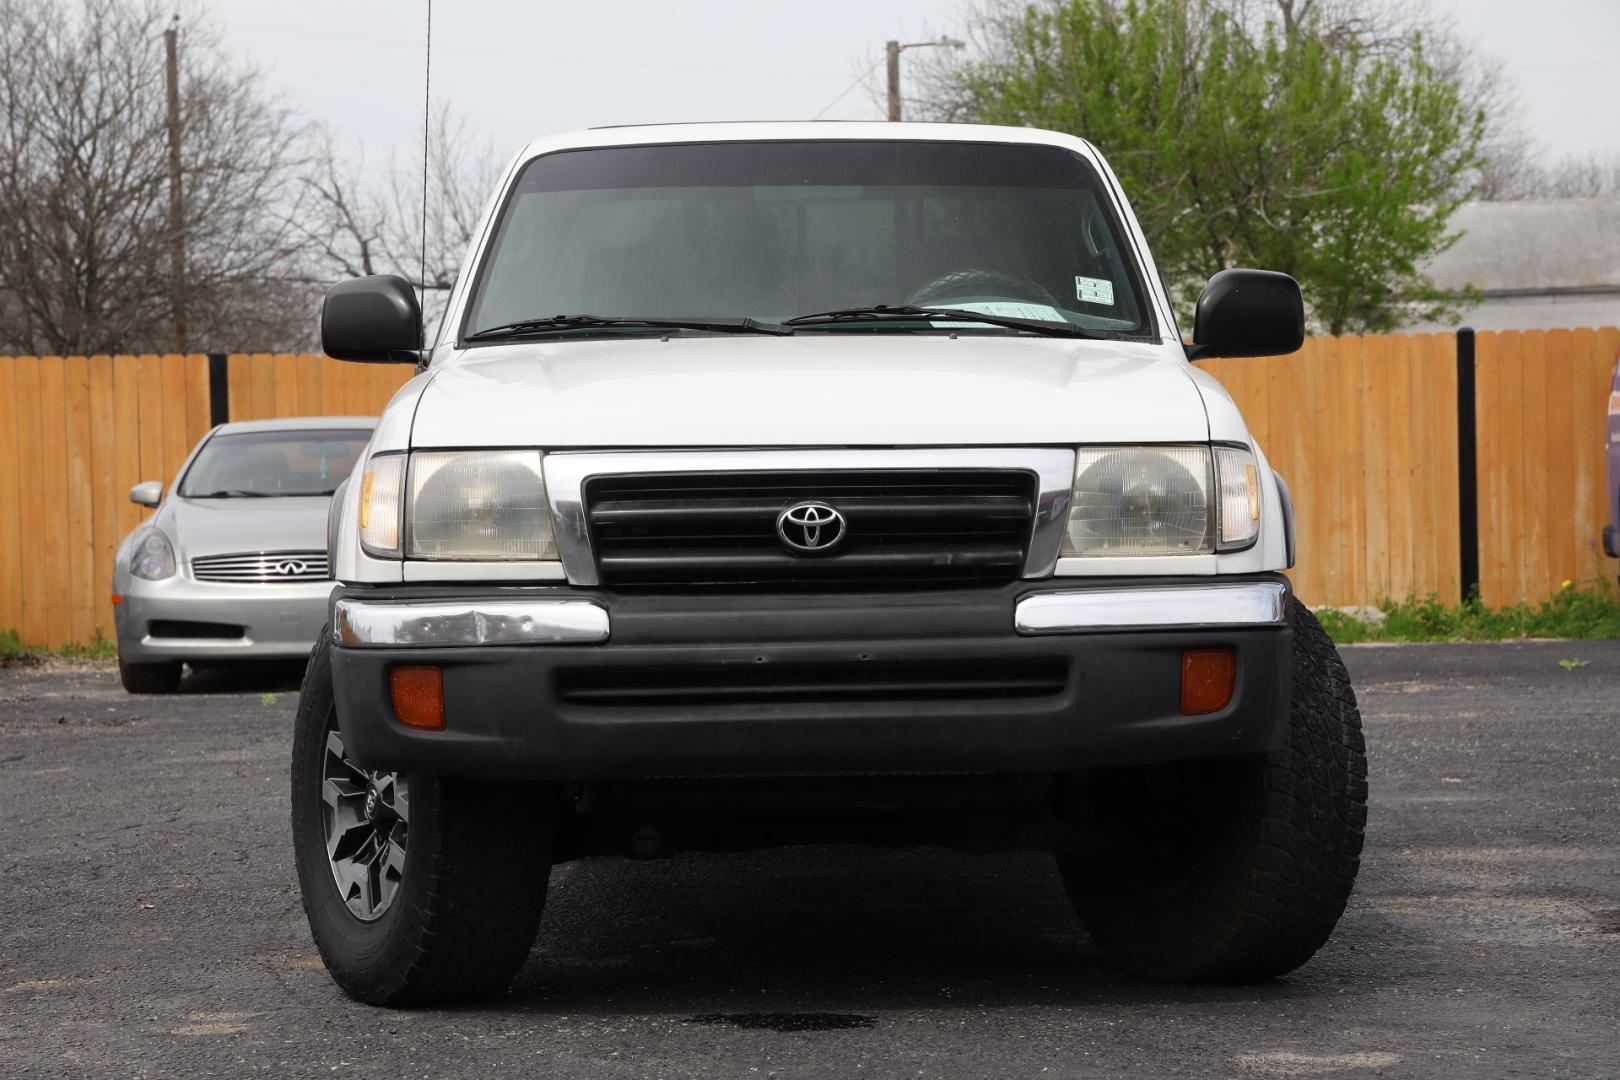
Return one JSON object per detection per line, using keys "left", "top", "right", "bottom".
{"left": 776, "top": 502, "right": 846, "bottom": 553}
{"left": 274, "top": 559, "right": 309, "bottom": 576}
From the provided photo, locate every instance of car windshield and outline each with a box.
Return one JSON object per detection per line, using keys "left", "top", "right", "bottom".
{"left": 463, "top": 140, "right": 1152, "bottom": 341}
{"left": 179, "top": 430, "right": 371, "bottom": 498}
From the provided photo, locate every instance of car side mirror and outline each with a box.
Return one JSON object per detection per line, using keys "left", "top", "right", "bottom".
{"left": 1185, "top": 269, "right": 1305, "bottom": 360}
{"left": 130, "top": 481, "right": 162, "bottom": 507}
{"left": 321, "top": 274, "right": 423, "bottom": 363}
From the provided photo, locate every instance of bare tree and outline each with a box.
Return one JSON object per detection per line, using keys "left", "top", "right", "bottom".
{"left": 0, "top": 0, "right": 314, "bottom": 355}
{"left": 302, "top": 103, "right": 501, "bottom": 337}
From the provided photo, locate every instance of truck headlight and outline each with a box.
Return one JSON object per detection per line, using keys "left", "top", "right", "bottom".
{"left": 1060, "top": 445, "right": 1261, "bottom": 557}
{"left": 1063, "top": 446, "right": 1212, "bottom": 556}
{"left": 130, "top": 528, "right": 177, "bottom": 580}
{"left": 407, "top": 450, "right": 557, "bottom": 560}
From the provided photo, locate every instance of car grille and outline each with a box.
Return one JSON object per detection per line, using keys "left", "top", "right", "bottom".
{"left": 584, "top": 469, "right": 1036, "bottom": 587}
{"left": 191, "top": 550, "right": 330, "bottom": 583}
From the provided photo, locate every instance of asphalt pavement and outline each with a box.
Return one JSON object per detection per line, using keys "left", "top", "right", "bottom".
{"left": 1, "top": 640, "right": 1617, "bottom": 1079}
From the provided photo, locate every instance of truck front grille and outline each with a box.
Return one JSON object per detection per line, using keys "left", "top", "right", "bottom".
{"left": 584, "top": 469, "right": 1036, "bottom": 587}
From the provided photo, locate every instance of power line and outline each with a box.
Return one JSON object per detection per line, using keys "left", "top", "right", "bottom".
{"left": 811, "top": 57, "right": 885, "bottom": 120}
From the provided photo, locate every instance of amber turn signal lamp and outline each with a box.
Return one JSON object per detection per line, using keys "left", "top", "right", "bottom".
{"left": 390, "top": 665, "right": 445, "bottom": 731}
{"left": 110, "top": 594, "right": 124, "bottom": 605}
{"left": 1181, "top": 648, "right": 1235, "bottom": 715}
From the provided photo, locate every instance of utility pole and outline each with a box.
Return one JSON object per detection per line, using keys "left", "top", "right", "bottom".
{"left": 884, "top": 37, "right": 966, "bottom": 122}
{"left": 164, "top": 16, "right": 187, "bottom": 354}
{"left": 886, "top": 41, "right": 901, "bottom": 122}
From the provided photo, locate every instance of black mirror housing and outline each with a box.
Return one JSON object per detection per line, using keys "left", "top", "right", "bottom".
{"left": 1187, "top": 269, "right": 1305, "bottom": 360}
{"left": 321, "top": 274, "right": 423, "bottom": 363}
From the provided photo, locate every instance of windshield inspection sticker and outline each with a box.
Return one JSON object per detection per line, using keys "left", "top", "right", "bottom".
{"left": 1076, "top": 276, "right": 1116, "bottom": 306}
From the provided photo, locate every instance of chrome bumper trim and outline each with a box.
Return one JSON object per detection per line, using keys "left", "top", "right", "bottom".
{"left": 1014, "top": 582, "right": 1289, "bottom": 634}
{"left": 333, "top": 598, "right": 610, "bottom": 647}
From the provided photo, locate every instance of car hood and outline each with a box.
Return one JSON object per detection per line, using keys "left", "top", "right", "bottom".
{"left": 159, "top": 495, "right": 333, "bottom": 558}
{"left": 411, "top": 336, "right": 1209, "bottom": 447}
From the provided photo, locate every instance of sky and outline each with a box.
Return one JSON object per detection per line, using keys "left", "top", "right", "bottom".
{"left": 203, "top": 0, "right": 1619, "bottom": 186}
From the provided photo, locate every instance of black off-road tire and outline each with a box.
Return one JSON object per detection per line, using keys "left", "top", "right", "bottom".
{"left": 1057, "top": 598, "right": 1366, "bottom": 982}
{"left": 118, "top": 657, "right": 182, "bottom": 694}
{"left": 291, "top": 627, "right": 555, "bottom": 1007}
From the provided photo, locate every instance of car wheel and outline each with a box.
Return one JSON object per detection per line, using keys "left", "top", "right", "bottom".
{"left": 290, "top": 626, "right": 556, "bottom": 1006}
{"left": 1057, "top": 597, "right": 1367, "bottom": 982}
{"left": 118, "top": 657, "right": 182, "bottom": 694}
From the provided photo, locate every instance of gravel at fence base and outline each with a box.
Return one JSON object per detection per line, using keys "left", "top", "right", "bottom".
{"left": 1, "top": 642, "right": 1618, "bottom": 1079}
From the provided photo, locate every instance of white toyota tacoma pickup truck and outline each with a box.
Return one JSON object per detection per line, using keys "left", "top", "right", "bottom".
{"left": 293, "top": 122, "right": 1366, "bottom": 1007}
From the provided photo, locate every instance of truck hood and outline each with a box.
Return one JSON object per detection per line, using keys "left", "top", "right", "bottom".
{"left": 411, "top": 336, "right": 1208, "bottom": 448}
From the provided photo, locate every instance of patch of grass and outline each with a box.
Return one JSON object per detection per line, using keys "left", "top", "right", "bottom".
{"left": 1317, "top": 580, "right": 1620, "bottom": 644}
{"left": 0, "top": 627, "right": 118, "bottom": 662}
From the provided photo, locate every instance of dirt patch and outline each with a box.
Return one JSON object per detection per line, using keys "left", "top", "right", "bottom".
{"left": 1237, "top": 1051, "right": 1402, "bottom": 1075}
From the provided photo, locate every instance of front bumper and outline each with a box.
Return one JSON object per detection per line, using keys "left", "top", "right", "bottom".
{"left": 114, "top": 576, "right": 336, "bottom": 662}
{"left": 330, "top": 576, "right": 1294, "bottom": 780}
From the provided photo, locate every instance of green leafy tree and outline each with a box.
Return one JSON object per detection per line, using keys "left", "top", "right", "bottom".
{"left": 931, "top": 0, "right": 1484, "bottom": 334}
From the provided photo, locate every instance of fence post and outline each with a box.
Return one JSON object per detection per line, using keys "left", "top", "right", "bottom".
{"left": 1456, "top": 328, "right": 1480, "bottom": 604}
{"left": 207, "top": 352, "right": 229, "bottom": 427}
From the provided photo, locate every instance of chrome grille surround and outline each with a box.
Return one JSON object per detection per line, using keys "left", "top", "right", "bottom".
{"left": 543, "top": 449, "right": 1076, "bottom": 587}
{"left": 191, "top": 550, "right": 331, "bottom": 583}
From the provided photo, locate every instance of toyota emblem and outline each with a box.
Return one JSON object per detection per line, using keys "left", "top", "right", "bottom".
{"left": 776, "top": 502, "right": 846, "bottom": 553}
{"left": 274, "top": 559, "right": 309, "bottom": 576}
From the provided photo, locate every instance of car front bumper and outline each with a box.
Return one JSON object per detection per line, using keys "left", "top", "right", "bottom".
{"left": 114, "top": 576, "right": 336, "bottom": 662}
{"left": 329, "top": 575, "right": 1294, "bottom": 780}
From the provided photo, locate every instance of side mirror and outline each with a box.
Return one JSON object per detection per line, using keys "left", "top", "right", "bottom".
{"left": 1186, "top": 269, "right": 1305, "bottom": 360}
{"left": 321, "top": 274, "right": 422, "bottom": 363}
{"left": 130, "top": 481, "right": 162, "bottom": 507}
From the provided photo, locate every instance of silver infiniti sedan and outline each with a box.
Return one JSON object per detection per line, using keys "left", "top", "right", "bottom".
{"left": 112, "top": 417, "right": 376, "bottom": 693}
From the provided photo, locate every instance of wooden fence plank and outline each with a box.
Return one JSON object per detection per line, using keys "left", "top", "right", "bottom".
{"left": 0, "top": 360, "right": 21, "bottom": 636}
{"left": 1535, "top": 333, "right": 1574, "bottom": 595}
{"left": 1336, "top": 336, "right": 1366, "bottom": 607}
{"left": 1575, "top": 328, "right": 1620, "bottom": 587}
{"left": 14, "top": 358, "right": 46, "bottom": 645}
{"left": 161, "top": 354, "right": 193, "bottom": 488}
{"left": 88, "top": 356, "right": 118, "bottom": 639}
{"left": 112, "top": 357, "right": 144, "bottom": 547}
{"left": 227, "top": 353, "right": 253, "bottom": 420}
{"left": 39, "top": 357, "right": 70, "bottom": 647}
{"left": 63, "top": 356, "right": 95, "bottom": 644}
{"left": 1360, "top": 335, "right": 1390, "bottom": 602}
{"left": 1385, "top": 335, "right": 1415, "bottom": 601}
{"left": 1429, "top": 333, "right": 1462, "bottom": 605}
{"left": 1517, "top": 331, "right": 1550, "bottom": 601}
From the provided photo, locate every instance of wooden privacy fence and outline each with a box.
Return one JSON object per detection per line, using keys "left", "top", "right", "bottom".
{"left": 0, "top": 354, "right": 411, "bottom": 649}
{"left": 1, "top": 330, "right": 1617, "bottom": 648}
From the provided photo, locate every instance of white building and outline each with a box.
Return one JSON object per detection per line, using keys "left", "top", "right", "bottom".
{"left": 1406, "top": 197, "right": 1620, "bottom": 332}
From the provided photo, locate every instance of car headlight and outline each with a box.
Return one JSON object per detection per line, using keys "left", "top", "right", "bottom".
{"left": 130, "top": 528, "right": 177, "bottom": 580}
{"left": 1060, "top": 444, "right": 1263, "bottom": 558}
{"left": 407, "top": 450, "right": 556, "bottom": 560}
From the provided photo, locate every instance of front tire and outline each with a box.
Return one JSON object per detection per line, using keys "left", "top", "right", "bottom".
{"left": 118, "top": 657, "right": 182, "bottom": 694}
{"left": 1057, "top": 598, "right": 1367, "bottom": 982}
{"left": 291, "top": 627, "right": 555, "bottom": 1006}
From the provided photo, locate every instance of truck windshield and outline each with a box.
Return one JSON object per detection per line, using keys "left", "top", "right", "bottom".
{"left": 463, "top": 140, "right": 1153, "bottom": 341}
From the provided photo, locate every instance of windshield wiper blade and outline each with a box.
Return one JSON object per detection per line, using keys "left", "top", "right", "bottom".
{"left": 785, "top": 304, "right": 1101, "bottom": 339}
{"left": 465, "top": 314, "right": 792, "bottom": 340}
{"left": 189, "top": 489, "right": 274, "bottom": 498}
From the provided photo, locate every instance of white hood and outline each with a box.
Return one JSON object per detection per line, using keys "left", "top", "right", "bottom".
{"left": 410, "top": 335, "right": 1208, "bottom": 448}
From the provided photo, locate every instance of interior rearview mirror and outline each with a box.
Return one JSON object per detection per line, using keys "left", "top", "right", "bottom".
{"left": 1185, "top": 269, "right": 1305, "bottom": 361}
{"left": 129, "top": 481, "right": 162, "bottom": 507}
{"left": 321, "top": 274, "right": 423, "bottom": 363}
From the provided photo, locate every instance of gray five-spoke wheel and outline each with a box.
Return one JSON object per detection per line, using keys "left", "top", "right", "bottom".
{"left": 320, "top": 728, "right": 409, "bottom": 921}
